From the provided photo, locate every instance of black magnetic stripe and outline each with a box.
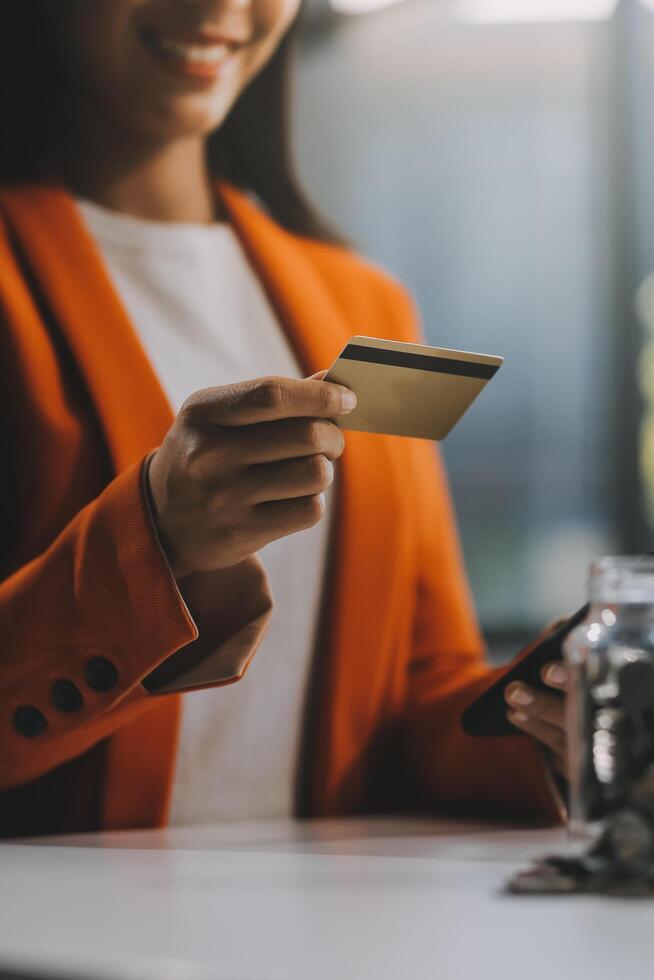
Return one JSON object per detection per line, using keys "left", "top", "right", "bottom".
{"left": 339, "top": 344, "right": 499, "bottom": 380}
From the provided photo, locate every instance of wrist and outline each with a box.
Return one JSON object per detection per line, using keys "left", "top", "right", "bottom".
{"left": 141, "top": 451, "right": 187, "bottom": 582}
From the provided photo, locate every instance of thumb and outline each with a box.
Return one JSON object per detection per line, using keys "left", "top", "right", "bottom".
{"left": 307, "top": 370, "right": 328, "bottom": 381}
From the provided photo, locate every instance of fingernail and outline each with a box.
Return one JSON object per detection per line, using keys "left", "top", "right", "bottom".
{"left": 546, "top": 664, "right": 567, "bottom": 685}
{"left": 510, "top": 711, "right": 529, "bottom": 725}
{"left": 321, "top": 458, "right": 334, "bottom": 484}
{"left": 340, "top": 388, "right": 357, "bottom": 412}
{"left": 507, "top": 685, "right": 534, "bottom": 707}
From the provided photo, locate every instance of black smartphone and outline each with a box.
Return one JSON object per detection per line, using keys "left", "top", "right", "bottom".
{"left": 460, "top": 604, "right": 589, "bottom": 737}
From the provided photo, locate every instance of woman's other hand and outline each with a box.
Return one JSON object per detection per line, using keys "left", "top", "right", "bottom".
{"left": 148, "top": 374, "right": 355, "bottom": 581}
{"left": 504, "top": 662, "right": 569, "bottom": 777}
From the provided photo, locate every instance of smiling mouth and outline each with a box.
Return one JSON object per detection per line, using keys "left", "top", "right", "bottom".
{"left": 141, "top": 30, "right": 243, "bottom": 80}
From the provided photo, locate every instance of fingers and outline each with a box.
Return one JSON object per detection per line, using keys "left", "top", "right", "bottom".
{"left": 505, "top": 682, "right": 565, "bottom": 730}
{"left": 252, "top": 493, "right": 326, "bottom": 539}
{"left": 187, "top": 419, "right": 345, "bottom": 480}
{"left": 183, "top": 377, "right": 357, "bottom": 427}
{"left": 541, "top": 661, "right": 568, "bottom": 691}
{"left": 504, "top": 679, "right": 568, "bottom": 775}
{"left": 149, "top": 372, "right": 350, "bottom": 579}
{"left": 236, "top": 418, "right": 346, "bottom": 465}
{"left": 506, "top": 710, "right": 567, "bottom": 767}
{"left": 243, "top": 454, "right": 335, "bottom": 505}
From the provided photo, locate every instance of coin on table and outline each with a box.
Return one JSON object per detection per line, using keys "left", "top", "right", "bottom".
{"left": 506, "top": 861, "right": 582, "bottom": 895}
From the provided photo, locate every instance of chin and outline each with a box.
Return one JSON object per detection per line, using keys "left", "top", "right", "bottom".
{"left": 135, "top": 90, "right": 237, "bottom": 144}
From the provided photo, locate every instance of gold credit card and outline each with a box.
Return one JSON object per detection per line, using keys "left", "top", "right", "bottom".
{"left": 323, "top": 335, "right": 503, "bottom": 440}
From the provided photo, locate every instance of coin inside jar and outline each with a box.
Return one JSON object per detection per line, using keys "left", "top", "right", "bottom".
{"left": 604, "top": 809, "right": 654, "bottom": 870}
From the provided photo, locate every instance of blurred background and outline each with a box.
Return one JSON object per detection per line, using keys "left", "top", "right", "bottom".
{"left": 292, "top": 0, "right": 654, "bottom": 658}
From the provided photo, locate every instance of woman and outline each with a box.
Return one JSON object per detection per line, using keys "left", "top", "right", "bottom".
{"left": 0, "top": 0, "right": 566, "bottom": 837}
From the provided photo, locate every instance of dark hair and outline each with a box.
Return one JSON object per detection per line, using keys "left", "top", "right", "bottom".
{"left": 208, "top": 23, "right": 341, "bottom": 242}
{"left": 0, "top": 4, "right": 339, "bottom": 243}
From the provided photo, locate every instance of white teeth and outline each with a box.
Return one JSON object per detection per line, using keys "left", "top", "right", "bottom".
{"left": 155, "top": 37, "right": 230, "bottom": 65}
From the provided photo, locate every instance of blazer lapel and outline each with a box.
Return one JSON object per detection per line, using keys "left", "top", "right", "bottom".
{"left": 217, "top": 184, "right": 345, "bottom": 375}
{"left": 219, "top": 185, "right": 407, "bottom": 814}
{"left": 0, "top": 186, "right": 174, "bottom": 472}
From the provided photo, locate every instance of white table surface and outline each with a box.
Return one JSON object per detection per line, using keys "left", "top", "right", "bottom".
{"left": 0, "top": 816, "right": 651, "bottom": 980}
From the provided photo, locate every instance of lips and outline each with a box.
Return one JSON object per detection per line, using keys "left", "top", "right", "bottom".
{"left": 141, "top": 29, "right": 244, "bottom": 80}
{"left": 154, "top": 36, "right": 233, "bottom": 65}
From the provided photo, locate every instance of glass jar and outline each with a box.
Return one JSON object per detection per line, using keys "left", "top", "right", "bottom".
{"left": 563, "top": 556, "right": 654, "bottom": 847}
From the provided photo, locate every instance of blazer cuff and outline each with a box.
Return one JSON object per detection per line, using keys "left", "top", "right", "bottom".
{"left": 139, "top": 452, "right": 273, "bottom": 694}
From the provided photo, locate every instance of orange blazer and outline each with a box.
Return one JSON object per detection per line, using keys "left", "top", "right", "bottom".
{"left": 0, "top": 182, "right": 562, "bottom": 837}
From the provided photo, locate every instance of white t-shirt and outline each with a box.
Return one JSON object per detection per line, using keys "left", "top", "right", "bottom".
{"left": 77, "top": 199, "right": 333, "bottom": 824}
